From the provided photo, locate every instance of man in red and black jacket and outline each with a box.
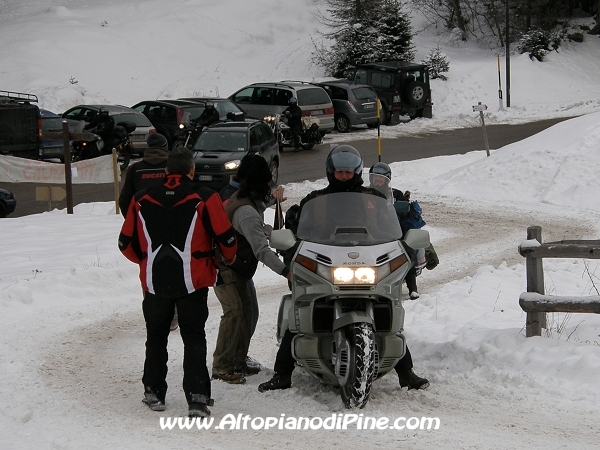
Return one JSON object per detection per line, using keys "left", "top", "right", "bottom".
{"left": 119, "top": 148, "right": 237, "bottom": 419}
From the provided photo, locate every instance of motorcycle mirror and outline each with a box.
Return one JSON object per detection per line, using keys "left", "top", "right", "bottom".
{"left": 269, "top": 229, "right": 296, "bottom": 251}
{"left": 403, "top": 229, "right": 430, "bottom": 251}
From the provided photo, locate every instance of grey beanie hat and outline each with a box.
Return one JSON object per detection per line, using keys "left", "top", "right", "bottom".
{"left": 146, "top": 133, "right": 168, "bottom": 150}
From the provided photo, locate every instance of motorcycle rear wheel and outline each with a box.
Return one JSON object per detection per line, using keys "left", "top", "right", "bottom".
{"left": 117, "top": 147, "right": 131, "bottom": 171}
{"left": 340, "top": 322, "right": 376, "bottom": 409}
{"left": 172, "top": 140, "right": 187, "bottom": 151}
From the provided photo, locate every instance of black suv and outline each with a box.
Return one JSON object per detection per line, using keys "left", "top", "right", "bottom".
{"left": 131, "top": 99, "right": 205, "bottom": 149}
{"left": 192, "top": 119, "right": 279, "bottom": 192}
{"left": 0, "top": 90, "right": 40, "bottom": 158}
{"left": 338, "top": 61, "right": 432, "bottom": 123}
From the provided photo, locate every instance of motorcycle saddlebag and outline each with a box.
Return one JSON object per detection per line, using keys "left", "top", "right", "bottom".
{"left": 116, "top": 120, "right": 136, "bottom": 134}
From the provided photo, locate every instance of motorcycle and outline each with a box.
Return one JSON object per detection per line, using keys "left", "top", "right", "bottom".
{"left": 264, "top": 113, "right": 323, "bottom": 151}
{"left": 269, "top": 173, "right": 430, "bottom": 409}
{"left": 172, "top": 121, "right": 205, "bottom": 151}
{"left": 72, "top": 121, "right": 136, "bottom": 170}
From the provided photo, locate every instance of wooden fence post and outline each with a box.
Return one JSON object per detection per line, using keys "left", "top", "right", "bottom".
{"left": 526, "top": 226, "right": 545, "bottom": 336}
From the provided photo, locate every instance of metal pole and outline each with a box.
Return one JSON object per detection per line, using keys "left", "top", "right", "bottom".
{"left": 506, "top": 0, "right": 511, "bottom": 108}
{"left": 376, "top": 98, "right": 381, "bottom": 162}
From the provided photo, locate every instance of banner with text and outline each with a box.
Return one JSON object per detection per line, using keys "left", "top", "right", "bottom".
{"left": 0, "top": 155, "right": 118, "bottom": 184}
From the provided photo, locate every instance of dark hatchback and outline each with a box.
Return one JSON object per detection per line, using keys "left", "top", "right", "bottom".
{"left": 192, "top": 120, "right": 279, "bottom": 192}
{"left": 0, "top": 187, "right": 16, "bottom": 218}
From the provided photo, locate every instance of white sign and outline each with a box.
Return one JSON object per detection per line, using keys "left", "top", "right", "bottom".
{"left": 472, "top": 104, "right": 488, "bottom": 112}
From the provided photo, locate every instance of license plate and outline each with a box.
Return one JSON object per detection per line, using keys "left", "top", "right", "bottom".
{"left": 363, "top": 103, "right": 375, "bottom": 109}
{"left": 132, "top": 135, "right": 145, "bottom": 141}
{"left": 198, "top": 175, "right": 212, "bottom": 181}
{"left": 311, "top": 109, "right": 324, "bottom": 115}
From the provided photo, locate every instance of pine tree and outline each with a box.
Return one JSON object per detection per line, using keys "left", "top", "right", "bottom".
{"left": 374, "top": 0, "right": 416, "bottom": 62}
{"left": 422, "top": 46, "right": 450, "bottom": 80}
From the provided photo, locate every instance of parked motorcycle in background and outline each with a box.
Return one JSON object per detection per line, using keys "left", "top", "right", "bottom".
{"left": 71, "top": 121, "right": 136, "bottom": 170}
{"left": 268, "top": 173, "right": 431, "bottom": 408}
{"left": 264, "top": 113, "right": 323, "bottom": 151}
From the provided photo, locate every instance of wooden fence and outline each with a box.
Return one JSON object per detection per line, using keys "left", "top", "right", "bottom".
{"left": 518, "top": 226, "right": 600, "bottom": 337}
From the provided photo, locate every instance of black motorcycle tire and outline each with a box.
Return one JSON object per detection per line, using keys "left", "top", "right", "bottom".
{"left": 172, "top": 140, "right": 187, "bottom": 151}
{"left": 340, "top": 322, "right": 376, "bottom": 409}
{"left": 117, "top": 146, "right": 131, "bottom": 171}
{"left": 300, "top": 143, "right": 314, "bottom": 150}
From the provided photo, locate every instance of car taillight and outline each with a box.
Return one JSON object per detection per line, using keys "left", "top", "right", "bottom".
{"left": 301, "top": 110, "right": 311, "bottom": 117}
{"left": 324, "top": 106, "right": 334, "bottom": 115}
{"left": 37, "top": 118, "right": 43, "bottom": 140}
{"left": 149, "top": 127, "right": 157, "bottom": 134}
{"left": 176, "top": 108, "right": 183, "bottom": 124}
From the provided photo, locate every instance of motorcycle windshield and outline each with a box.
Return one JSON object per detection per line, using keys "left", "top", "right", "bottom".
{"left": 296, "top": 190, "right": 402, "bottom": 245}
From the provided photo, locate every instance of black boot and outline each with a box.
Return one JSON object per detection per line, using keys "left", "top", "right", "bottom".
{"left": 257, "top": 373, "right": 292, "bottom": 392}
{"left": 398, "top": 369, "right": 430, "bottom": 390}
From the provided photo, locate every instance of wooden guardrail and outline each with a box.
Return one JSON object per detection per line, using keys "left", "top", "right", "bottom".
{"left": 518, "top": 226, "right": 600, "bottom": 337}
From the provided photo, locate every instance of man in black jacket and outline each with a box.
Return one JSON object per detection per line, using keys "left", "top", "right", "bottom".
{"left": 282, "top": 97, "right": 302, "bottom": 152}
{"left": 119, "top": 133, "right": 169, "bottom": 217}
{"left": 84, "top": 107, "right": 115, "bottom": 157}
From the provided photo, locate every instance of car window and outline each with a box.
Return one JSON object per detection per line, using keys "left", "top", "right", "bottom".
{"left": 351, "top": 86, "right": 377, "bottom": 100}
{"left": 215, "top": 101, "right": 242, "bottom": 115}
{"left": 132, "top": 104, "right": 148, "bottom": 114}
{"left": 231, "top": 87, "right": 255, "bottom": 104}
{"left": 354, "top": 69, "right": 368, "bottom": 84}
{"left": 81, "top": 109, "right": 96, "bottom": 122}
{"left": 146, "top": 105, "right": 163, "bottom": 120}
{"left": 371, "top": 72, "right": 393, "bottom": 88}
{"left": 184, "top": 106, "right": 205, "bottom": 121}
{"left": 296, "top": 88, "right": 331, "bottom": 106}
{"left": 255, "top": 88, "right": 273, "bottom": 106}
{"left": 259, "top": 123, "right": 275, "bottom": 141}
{"left": 112, "top": 113, "right": 152, "bottom": 127}
{"left": 63, "top": 108, "right": 83, "bottom": 120}
{"left": 274, "top": 89, "right": 292, "bottom": 106}
{"left": 195, "top": 131, "right": 247, "bottom": 152}
{"left": 327, "top": 86, "right": 348, "bottom": 101}
{"left": 41, "top": 117, "right": 64, "bottom": 131}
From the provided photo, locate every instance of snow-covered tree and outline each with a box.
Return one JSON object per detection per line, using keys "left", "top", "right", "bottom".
{"left": 422, "top": 46, "right": 450, "bottom": 80}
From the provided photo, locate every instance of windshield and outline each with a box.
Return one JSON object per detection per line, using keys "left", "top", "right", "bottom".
{"left": 194, "top": 130, "right": 247, "bottom": 152}
{"left": 296, "top": 187, "right": 402, "bottom": 245}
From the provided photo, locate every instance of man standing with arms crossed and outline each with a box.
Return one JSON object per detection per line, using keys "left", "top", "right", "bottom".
{"left": 119, "top": 149, "right": 237, "bottom": 418}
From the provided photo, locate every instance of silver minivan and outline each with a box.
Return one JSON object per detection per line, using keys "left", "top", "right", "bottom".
{"left": 229, "top": 81, "right": 335, "bottom": 134}
{"left": 316, "top": 80, "right": 380, "bottom": 132}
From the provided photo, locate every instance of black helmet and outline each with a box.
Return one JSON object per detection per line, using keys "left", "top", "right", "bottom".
{"left": 369, "top": 162, "right": 391, "bottom": 180}
{"left": 99, "top": 107, "right": 109, "bottom": 115}
{"left": 326, "top": 144, "right": 363, "bottom": 174}
{"left": 288, "top": 97, "right": 297, "bottom": 105}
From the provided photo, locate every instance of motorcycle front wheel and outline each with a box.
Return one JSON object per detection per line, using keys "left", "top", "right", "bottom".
{"left": 172, "top": 140, "right": 187, "bottom": 151}
{"left": 117, "top": 147, "right": 131, "bottom": 171}
{"left": 300, "top": 143, "right": 314, "bottom": 150}
{"left": 340, "top": 322, "right": 376, "bottom": 409}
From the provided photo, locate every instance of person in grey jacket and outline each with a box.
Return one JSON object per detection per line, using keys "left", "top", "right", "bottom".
{"left": 212, "top": 155, "right": 290, "bottom": 385}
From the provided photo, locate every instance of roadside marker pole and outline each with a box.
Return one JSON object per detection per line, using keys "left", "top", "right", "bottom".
{"left": 497, "top": 55, "right": 504, "bottom": 111}
{"left": 376, "top": 98, "right": 381, "bottom": 162}
{"left": 472, "top": 102, "right": 490, "bottom": 157}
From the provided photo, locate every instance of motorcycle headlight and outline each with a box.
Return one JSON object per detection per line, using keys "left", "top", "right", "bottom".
{"left": 224, "top": 159, "right": 241, "bottom": 171}
{"left": 332, "top": 267, "right": 376, "bottom": 285}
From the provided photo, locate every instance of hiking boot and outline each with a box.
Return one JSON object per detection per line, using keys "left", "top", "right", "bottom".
{"left": 409, "top": 291, "right": 420, "bottom": 300}
{"left": 257, "top": 373, "right": 292, "bottom": 392}
{"left": 188, "top": 402, "right": 210, "bottom": 418}
{"left": 246, "top": 356, "right": 261, "bottom": 370}
{"left": 142, "top": 389, "right": 166, "bottom": 411}
{"left": 170, "top": 306, "right": 179, "bottom": 331}
{"left": 398, "top": 369, "right": 430, "bottom": 390}
{"left": 235, "top": 363, "right": 261, "bottom": 376}
{"left": 212, "top": 372, "right": 246, "bottom": 384}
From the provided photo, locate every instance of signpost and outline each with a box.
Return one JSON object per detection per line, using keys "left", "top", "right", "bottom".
{"left": 472, "top": 102, "right": 490, "bottom": 157}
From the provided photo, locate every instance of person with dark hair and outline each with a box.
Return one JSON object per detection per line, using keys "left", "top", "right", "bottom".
{"left": 212, "top": 155, "right": 290, "bottom": 385}
{"left": 119, "top": 148, "right": 237, "bottom": 419}
{"left": 258, "top": 146, "right": 429, "bottom": 393}
{"left": 281, "top": 97, "right": 302, "bottom": 152}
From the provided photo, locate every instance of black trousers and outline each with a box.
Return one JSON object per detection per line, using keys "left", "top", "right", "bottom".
{"left": 142, "top": 288, "right": 211, "bottom": 404}
{"left": 274, "top": 329, "right": 414, "bottom": 376}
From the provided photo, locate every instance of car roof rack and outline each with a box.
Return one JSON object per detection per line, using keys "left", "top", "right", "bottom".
{"left": 0, "top": 90, "right": 38, "bottom": 103}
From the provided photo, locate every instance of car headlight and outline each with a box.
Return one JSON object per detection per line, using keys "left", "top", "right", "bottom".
{"left": 224, "top": 159, "right": 241, "bottom": 171}
{"left": 333, "top": 267, "right": 376, "bottom": 285}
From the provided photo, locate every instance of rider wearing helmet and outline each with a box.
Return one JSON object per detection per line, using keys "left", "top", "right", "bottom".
{"left": 195, "top": 100, "right": 220, "bottom": 128}
{"left": 258, "top": 147, "right": 430, "bottom": 393}
{"left": 282, "top": 97, "right": 302, "bottom": 152}
{"left": 84, "top": 106, "right": 115, "bottom": 157}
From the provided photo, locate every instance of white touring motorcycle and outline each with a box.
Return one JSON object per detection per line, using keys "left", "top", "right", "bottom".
{"left": 269, "top": 174, "right": 430, "bottom": 408}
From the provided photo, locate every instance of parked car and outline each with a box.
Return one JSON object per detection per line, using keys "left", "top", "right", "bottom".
{"left": 177, "top": 97, "right": 247, "bottom": 122}
{"left": 192, "top": 119, "right": 279, "bottom": 192}
{"left": 38, "top": 109, "right": 69, "bottom": 160}
{"left": 61, "top": 105, "right": 155, "bottom": 155}
{"left": 0, "top": 187, "right": 16, "bottom": 218}
{"left": 131, "top": 100, "right": 205, "bottom": 149}
{"left": 228, "top": 81, "right": 335, "bottom": 134}
{"left": 337, "top": 61, "right": 432, "bottom": 123}
{"left": 315, "top": 80, "right": 380, "bottom": 132}
{"left": 0, "top": 90, "right": 40, "bottom": 159}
